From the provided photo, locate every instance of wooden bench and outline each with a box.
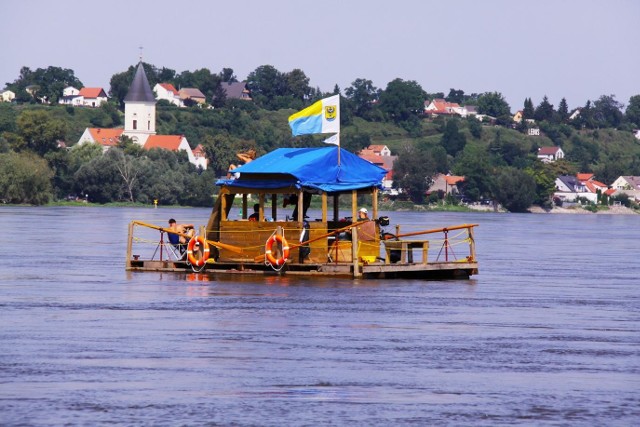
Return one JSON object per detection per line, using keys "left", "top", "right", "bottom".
{"left": 384, "top": 240, "right": 429, "bottom": 264}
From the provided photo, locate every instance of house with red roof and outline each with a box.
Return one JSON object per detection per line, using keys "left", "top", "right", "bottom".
{"left": 153, "top": 83, "right": 183, "bottom": 107}
{"left": 58, "top": 86, "right": 108, "bottom": 107}
{"left": 77, "top": 128, "right": 124, "bottom": 151}
{"left": 78, "top": 88, "right": 108, "bottom": 107}
{"left": 427, "top": 174, "right": 465, "bottom": 198}
{"left": 537, "top": 146, "right": 564, "bottom": 163}
{"left": 144, "top": 135, "right": 198, "bottom": 164}
{"left": 357, "top": 145, "right": 396, "bottom": 192}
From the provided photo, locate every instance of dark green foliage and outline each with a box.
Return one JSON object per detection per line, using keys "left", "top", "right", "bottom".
{"left": 392, "top": 143, "right": 436, "bottom": 203}
{"left": 378, "top": 78, "right": 426, "bottom": 124}
{"left": 493, "top": 167, "right": 536, "bottom": 212}
{"left": 534, "top": 96, "right": 554, "bottom": 122}
{"left": 625, "top": 95, "right": 640, "bottom": 127}
{"left": 0, "top": 151, "right": 54, "bottom": 204}
{"left": 440, "top": 118, "right": 466, "bottom": 156}
{"left": 477, "top": 92, "right": 511, "bottom": 120}
{"left": 6, "top": 66, "right": 83, "bottom": 104}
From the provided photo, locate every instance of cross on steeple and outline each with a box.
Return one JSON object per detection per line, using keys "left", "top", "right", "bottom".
{"left": 139, "top": 46, "right": 144, "bottom": 62}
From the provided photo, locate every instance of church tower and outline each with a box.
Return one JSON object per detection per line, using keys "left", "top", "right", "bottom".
{"left": 123, "top": 62, "right": 156, "bottom": 145}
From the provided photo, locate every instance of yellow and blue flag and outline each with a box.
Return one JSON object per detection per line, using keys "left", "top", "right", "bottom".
{"left": 288, "top": 95, "right": 340, "bottom": 137}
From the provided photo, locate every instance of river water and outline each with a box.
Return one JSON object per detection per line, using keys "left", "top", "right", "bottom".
{"left": 0, "top": 206, "right": 638, "bottom": 426}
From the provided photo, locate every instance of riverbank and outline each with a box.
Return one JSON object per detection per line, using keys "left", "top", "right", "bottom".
{"left": 528, "top": 205, "right": 638, "bottom": 215}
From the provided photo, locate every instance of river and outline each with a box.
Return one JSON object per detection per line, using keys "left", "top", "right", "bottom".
{"left": 0, "top": 206, "right": 638, "bottom": 426}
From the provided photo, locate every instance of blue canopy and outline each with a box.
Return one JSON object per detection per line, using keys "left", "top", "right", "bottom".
{"left": 216, "top": 147, "right": 387, "bottom": 193}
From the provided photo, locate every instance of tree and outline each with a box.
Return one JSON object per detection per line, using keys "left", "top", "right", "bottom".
{"left": 0, "top": 151, "right": 54, "bottom": 204}
{"left": 557, "top": 98, "right": 569, "bottom": 123}
{"left": 246, "top": 65, "right": 285, "bottom": 110}
{"left": 440, "top": 118, "right": 466, "bottom": 156}
{"left": 624, "top": 95, "right": 640, "bottom": 127}
{"left": 534, "top": 95, "right": 554, "bottom": 122}
{"left": 283, "top": 68, "right": 312, "bottom": 101}
{"left": 392, "top": 143, "right": 436, "bottom": 203}
{"left": 477, "top": 92, "right": 511, "bottom": 124}
{"left": 344, "top": 78, "right": 379, "bottom": 119}
{"left": 467, "top": 116, "right": 482, "bottom": 139}
{"left": 493, "top": 167, "right": 536, "bottom": 212}
{"left": 454, "top": 145, "right": 495, "bottom": 202}
{"left": 522, "top": 98, "right": 535, "bottom": 120}
{"left": 219, "top": 68, "right": 237, "bottom": 83}
{"left": 6, "top": 66, "right": 83, "bottom": 104}
{"left": 526, "top": 162, "right": 556, "bottom": 208}
{"left": 378, "top": 78, "right": 426, "bottom": 124}
{"left": 445, "top": 88, "right": 465, "bottom": 104}
{"left": 593, "top": 94, "right": 623, "bottom": 128}
{"left": 16, "top": 110, "right": 67, "bottom": 156}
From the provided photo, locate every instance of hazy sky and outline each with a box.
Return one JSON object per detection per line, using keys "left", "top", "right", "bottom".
{"left": 1, "top": 0, "right": 638, "bottom": 111}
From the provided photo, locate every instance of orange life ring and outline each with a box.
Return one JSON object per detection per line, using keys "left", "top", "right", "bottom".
{"left": 187, "top": 236, "right": 210, "bottom": 267}
{"left": 265, "top": 234, "right": 290, "bottom": 267}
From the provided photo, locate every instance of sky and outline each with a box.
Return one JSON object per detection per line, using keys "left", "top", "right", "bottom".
{"left": 1, "top": 0, "right": 638, "bottom": 111}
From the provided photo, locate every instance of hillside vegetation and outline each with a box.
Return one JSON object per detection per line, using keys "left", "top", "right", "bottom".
{"left": 1, "top": 63, "right": 640, "bottom": 209}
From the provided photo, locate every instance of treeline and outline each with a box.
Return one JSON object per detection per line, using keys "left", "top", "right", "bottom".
{"left": 2, "top": 63, "right": 640, "bottom": 209}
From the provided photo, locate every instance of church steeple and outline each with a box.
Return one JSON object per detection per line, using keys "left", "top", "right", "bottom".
{"left": 124, "top": 62, "right": 156, "bottom": 103}
{"left": 123, "top": 62, "right": 156, "bottom": 145}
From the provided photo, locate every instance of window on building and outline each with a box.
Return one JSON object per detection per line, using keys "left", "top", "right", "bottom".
{"left": 133, "top": 120, "right": 137, "bottom": 130}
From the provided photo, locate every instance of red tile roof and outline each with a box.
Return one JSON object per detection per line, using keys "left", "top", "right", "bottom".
{"left": 144, "top": 135, "right": 184, "bottom": 151}
{"left": 444, "top": 175, "right": 465, "bottom": 185}
{"left": 79, "top": 87, "right": 107, "bottom": 98}
{"left": 159, "top": 83, "right": 179, "bottom": 95}
{"left": 538, "top": 146, "right": 561, "bottom": 155}
{"left": 576, "top": 173, "right": 594, "bottom": 181}
{"left": 88, "top": 128, "right": 123, "bottom": 146}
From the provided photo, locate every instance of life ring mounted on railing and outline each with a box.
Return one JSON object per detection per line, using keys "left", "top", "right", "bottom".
{"left": 187, "top": 235, "right": 210, "bottom": 267}
{"left": 265, "top": 234, "right": 290, "bottom": 268}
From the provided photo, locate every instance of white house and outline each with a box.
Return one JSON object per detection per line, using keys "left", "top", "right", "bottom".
{"left": 153, "top": 83, "right": 183, "bottom": 107}
{"left": 79, "top": 88, "right": 108, "bottom": 107}
{"left": 537, "top": 146, "right": 564, "bottom": 163}
{"left": 144, "top": 135, "right": 202, "bottom": 168}
{"left": 76, "top": 128, "right": 124, "bottom": 152}
{"left": 1, "top": 90, "right": 15, "bottom": 102}
{"left": 358, "top": 145, "right": 396, "bottom": 191}
{"left": 63, "top": 86, "right": 80, "bottom": 97}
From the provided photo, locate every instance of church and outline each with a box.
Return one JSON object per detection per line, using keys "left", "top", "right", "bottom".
{"left": 76, "top": 62, "right": 208, "bottom": 169}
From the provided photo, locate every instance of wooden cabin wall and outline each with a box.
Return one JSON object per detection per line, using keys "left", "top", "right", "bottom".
{"left": 218, "top": 220, "right": 329, "bottom": 263}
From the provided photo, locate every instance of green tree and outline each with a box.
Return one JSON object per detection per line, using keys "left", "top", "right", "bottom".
{"left": 493, "top": 167, "right": 536, "bottom": 212}
{"left": 392, "top": 143, "right": 436, "bottom": 203}
{"left": 246, "top": 65, "right": 285, "bottom": 110}
{"left": 466, "top": 115, "right": 482, "bottom": 139}
{"left": 477, "top": 92, "right": 511, "bottom": 124}
{"left": 557, "top": 98, "right": 569, "bottom": 123}
{"left": 0, "top": 151, "right": 54, "bottom": 204}
{"left": 624, "top": 95, "right": 640, "bottom": 127}
{"left": 522, "top": 97, "right": 534, "bottom": 120}
{"left": 378, "top": 78, "right": 426, "bottom": 124}
{"left": 526, "top": 162, "right": 556, "bottom": 208}
{"left": 593, "top": 94, "right": 623, "bottom": 128}
{"left": 344, "top": 78, "right": 379, "bottom": 119}
{"left": 534, "top": 95, "right": 554, "bottom": 122}
{"left": 16, "top": 110, "right": 67, "bottom": 156}
{"left": 454, "top": 145, "right": 495, "bottom": 202}
{"left": 445, "top": 88, "right": 465, "bottom": 104}
{"left": 440, "top": 118, "right": 466, "bottom": 156}
{"left": 6, "top": 66, "right": 83, "bottom": 104}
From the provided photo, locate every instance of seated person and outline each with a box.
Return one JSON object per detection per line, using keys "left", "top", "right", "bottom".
{"left": 167, "top": 218, "right": 194, "bottom": 259}
{"left": 248, "top": 203, "right": 260, "bottom": 221}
